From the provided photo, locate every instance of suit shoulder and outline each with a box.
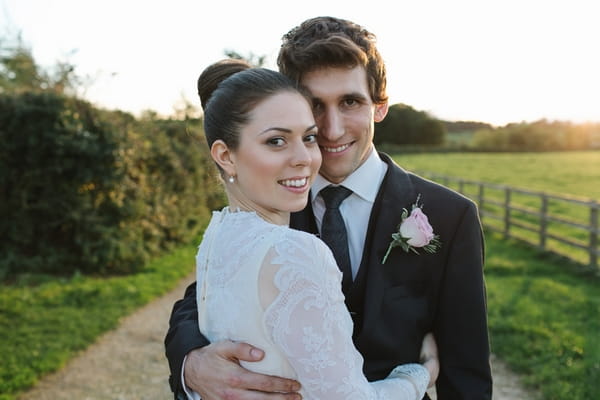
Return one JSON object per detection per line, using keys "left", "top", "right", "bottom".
{"left": 379, "top": 152, "right": 478, "bottom": 212}
{"left": 407, "top": 171, "right": 477, "bottom": 208}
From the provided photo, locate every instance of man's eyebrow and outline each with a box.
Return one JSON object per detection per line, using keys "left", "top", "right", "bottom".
{"left": 311, "top": 92, "right": 369, "bottom": 101}
{"left": 343, "top": 92, "right": 369, "bottom": 100}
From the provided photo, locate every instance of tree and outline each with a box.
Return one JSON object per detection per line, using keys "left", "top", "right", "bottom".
{"left": 0, "top": 33, "right": 81, "bottom": 95}
{"left": 0, "top": 34, "right": 43, "bottom": 92}
{"left": 224, "top": 49, "right": 267, "bottom": 67}
{"left": 374, "top": 103, "right": 446, "bottom": 146}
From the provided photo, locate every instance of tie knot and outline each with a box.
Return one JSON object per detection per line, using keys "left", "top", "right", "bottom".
{"left": 320, "top": 185, "right": 352, "bottom": 209}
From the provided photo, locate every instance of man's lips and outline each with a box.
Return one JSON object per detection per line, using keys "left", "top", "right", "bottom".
{"left": 320, "top": 142, "right": 352, "bottom": 153}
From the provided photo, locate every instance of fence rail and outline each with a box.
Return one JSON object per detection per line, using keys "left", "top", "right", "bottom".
{"left": 414, "top": 171, "right": 599, "bottom": 271}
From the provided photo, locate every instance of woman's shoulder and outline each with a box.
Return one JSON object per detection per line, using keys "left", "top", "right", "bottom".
{"left": 269, "top": 227, "right": 340, "bottom": 282}
{"left": 276, "top": 227, "right": 332, "bottom": 256}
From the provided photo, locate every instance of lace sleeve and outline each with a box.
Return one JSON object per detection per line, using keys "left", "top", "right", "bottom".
{"left": 262, "top": 232, "right": 429, "bottom": 400}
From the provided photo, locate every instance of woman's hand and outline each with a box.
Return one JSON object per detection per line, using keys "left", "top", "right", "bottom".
{"left": 419, "top": 332, "right": 439, "bottom": 388}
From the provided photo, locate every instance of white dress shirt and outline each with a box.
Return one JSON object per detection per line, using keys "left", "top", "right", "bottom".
{"left": 311, "top": 147, "right": 388, "bottom": 279}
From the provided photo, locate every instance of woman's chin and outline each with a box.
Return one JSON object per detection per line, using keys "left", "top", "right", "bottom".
{"left": 285, "top": 198, "right": 310, "bottom": 213}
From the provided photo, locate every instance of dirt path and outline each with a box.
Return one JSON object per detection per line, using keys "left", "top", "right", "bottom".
{"left": 18, "top": 274, "right": 538, "bottom": 400}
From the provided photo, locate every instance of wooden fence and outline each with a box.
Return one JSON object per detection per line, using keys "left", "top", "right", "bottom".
{"left": 414, "top": 171, "right": 599, "bottom": 271}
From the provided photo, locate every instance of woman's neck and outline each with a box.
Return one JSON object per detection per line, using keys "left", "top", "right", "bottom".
{"left": 227, "top": 198, "right": 289, "bottom": 226}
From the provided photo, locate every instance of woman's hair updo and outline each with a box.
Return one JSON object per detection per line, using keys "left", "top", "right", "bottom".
{"left": 197, "top": 58, "right": 310, "bottom": 151}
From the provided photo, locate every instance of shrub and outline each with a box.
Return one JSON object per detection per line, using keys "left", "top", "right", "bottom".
{"left": 0, "top": 92, "right": 222, "bottom": 278}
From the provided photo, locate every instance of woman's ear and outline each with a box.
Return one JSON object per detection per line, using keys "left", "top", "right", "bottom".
{"left": 374, "top": 101, "right": 389, "bottom": 123}
{"left": 210, "top": 140, "right": 236, "bottom": 176}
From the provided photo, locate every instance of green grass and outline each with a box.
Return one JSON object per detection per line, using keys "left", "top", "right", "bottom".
{"left": 4, "top": 232, "right": 594, "bottom": 400}
{"left": 391, "top": 151, "right": 599, "bottom": 266}
{"left": 390, "top": 151, "right": 600, "bottom": 398}
{"left": 0, "top": 242, "right": 197, "bottom": 400}
{"left": 2, "top": 151, "right": 598, "bottom": 399}
{"left": 484, "top": 231, "right": 600, "bottom": 399}
{"left": 391, "top": 150, "right": 600, "bottom": 200}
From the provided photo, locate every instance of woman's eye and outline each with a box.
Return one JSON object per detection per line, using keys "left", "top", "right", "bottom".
{"left": 304, "top": 133, "right": 318, "bottom": 143}
{"left": 267, "top": 137, "right": 285, "bottom": 146}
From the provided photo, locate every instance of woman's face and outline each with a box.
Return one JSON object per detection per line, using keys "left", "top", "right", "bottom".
{"left": 228, "top": 90, "right": 321, "bottom": 224}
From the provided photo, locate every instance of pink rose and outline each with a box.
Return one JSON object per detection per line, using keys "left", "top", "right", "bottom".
{"left": 399, "top": 208, "right": 435, "bottom": 247}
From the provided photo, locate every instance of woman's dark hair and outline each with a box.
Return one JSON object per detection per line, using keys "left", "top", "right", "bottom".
{"left": 197, "top": 58, "right": 310, "bottom": 151}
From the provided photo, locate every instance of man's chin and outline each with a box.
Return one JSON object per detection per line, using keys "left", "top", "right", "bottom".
{"left": 319, "top": 167, "right": 350, "bottom": 184}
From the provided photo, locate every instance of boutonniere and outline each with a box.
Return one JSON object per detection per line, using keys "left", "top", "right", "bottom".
{"left": 382, "top": 194, "right": 441, "bottom": 264}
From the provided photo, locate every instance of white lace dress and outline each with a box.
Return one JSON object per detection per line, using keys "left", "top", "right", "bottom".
{"left": 192, "top": 208, "right": 429, "bottom": 400}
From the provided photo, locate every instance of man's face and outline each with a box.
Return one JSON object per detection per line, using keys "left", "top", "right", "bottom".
{"left": 300, "top": 66, "right": 388, "bottom": 183}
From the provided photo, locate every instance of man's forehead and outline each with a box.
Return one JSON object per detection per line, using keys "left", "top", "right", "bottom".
{"left": 300, "top": 66, "right": 370, "bottom": 100}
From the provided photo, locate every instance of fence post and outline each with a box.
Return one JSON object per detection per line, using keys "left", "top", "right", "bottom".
{"left": 411, "top": 170, "right": 597, "bottom": 270}
{"left": 591, "top": 201, "right": 598, "bottom": 270}
{"left": 540, "top": 194, "right": 548, "bottom": 250}
{"left": 504, "top": 187, "right": 511, "bottom": 239}
{"left": 459, "top": 179, "right": 464, "bottom": 194}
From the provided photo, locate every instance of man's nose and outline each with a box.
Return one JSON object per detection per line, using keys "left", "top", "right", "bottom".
{"left": 318, "top": 109, "right": 344, "bottom": 141}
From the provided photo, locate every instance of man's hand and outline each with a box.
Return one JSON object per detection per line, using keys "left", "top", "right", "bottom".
{"left": 184, "top": 340, "right": 302, "bottom": 399}
{"left": 419, "top": 333, "right": 439, "bottom": 388}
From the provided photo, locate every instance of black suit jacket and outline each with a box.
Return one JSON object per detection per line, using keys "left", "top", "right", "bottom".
{"left": 165, "top": 152, "right": 492, "bottom": 399}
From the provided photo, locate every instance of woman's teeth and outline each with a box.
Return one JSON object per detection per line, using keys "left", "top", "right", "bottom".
{"left": 280, "top": 178, "right": 307, "bottom": 187}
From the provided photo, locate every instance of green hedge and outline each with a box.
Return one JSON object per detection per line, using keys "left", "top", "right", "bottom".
{"left": 0, "top": 91, "right": 223, "bottom": 278}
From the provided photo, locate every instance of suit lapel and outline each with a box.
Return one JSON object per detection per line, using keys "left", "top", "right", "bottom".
{"left": 358, "top": 153, "right": 418, "bottom": 333}
{"left": 290, "top": 158, "right": 419, "bottom": 337}
{"left": 290, "top": 192, "right": 318, "bottom": 234}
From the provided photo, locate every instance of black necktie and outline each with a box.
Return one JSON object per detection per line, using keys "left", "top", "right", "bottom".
{"left": 320, "top": 185, "right": 353, "bottom": 294}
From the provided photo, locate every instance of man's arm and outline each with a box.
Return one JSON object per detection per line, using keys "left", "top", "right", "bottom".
{"left": 165, "top": 282, "right": 208, "bottom": 395}
{"left": 434, "top": 202, "right": 493, "bottom": 399}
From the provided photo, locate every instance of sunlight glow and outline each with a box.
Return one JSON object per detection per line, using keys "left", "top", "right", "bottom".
{"left": 1, "top": 0, "right": 598, "bottom": 126}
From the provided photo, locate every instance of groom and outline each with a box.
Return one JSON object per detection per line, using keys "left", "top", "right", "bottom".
{"left": 165, "top": 16, "right": 492, "bottom": 399}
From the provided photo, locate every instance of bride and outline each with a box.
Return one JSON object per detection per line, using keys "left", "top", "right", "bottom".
{"left": 187, "top": 58, "right": 438, "bottom": 399}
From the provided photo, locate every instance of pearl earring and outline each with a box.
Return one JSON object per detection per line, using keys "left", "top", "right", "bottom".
{"left": 228, "top": 175, "right": 235, "bottom": 183}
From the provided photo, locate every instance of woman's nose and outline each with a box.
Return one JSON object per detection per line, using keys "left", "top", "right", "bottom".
{"left": 291, "top": 140, "right": 312, "bottom": 166}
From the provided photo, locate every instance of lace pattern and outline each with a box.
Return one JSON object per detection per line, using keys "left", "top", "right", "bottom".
{"left": 196, "top": 208, "right": 429, "bottom": 399}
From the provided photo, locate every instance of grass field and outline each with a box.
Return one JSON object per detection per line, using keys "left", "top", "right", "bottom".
{"left": 391, "top": 150, "right": 600, "bottom": 266}
{"left": 1, "top": 150, "right": 598, "bottom": 400}
{"left": 484, "top": 232, "right": 599, "bottom": 399}
{"left": 390, "top": 150, "right": 600, "bottom": 200}
{"left": 390, "top": 150, "right": 600, "bottom": 399}
{"left": 0, "top": 243, "right": 198, "bottom": 400}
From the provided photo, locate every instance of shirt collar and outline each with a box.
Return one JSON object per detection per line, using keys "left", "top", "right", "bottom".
{"left": 311, "top": 146, "right": 387, "bottom": 202}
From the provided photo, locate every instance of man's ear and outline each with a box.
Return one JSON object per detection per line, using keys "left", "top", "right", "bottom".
{"left": 210, "top": 140, "right": 236, "bottom": 176}
{"left": 374, "top": 102, "right": 389, "bottom": 123}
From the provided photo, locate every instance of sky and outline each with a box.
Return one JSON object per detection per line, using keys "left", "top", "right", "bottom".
{"left": 1, "top": 0, "right": 599, "bottom": 127}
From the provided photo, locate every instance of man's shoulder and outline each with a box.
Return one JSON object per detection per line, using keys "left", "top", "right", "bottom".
{"left": 408, "top": 171, "right": 473, "bottom": 203}
{"left": 381, "top": 154, "right": 475, "bottom": 208}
